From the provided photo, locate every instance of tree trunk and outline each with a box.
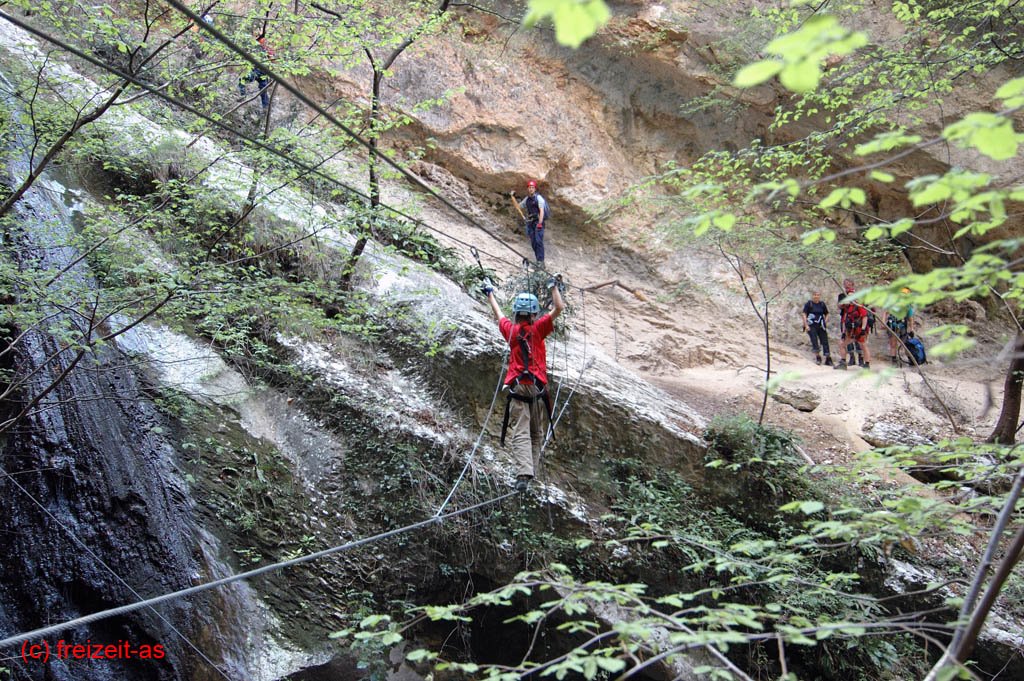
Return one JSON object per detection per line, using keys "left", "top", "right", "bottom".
{"left": 340, "top": 69, "right": 382, "bottom": 290}
{"left": 988, "top": 332, "right": 1024, "bottom": 444}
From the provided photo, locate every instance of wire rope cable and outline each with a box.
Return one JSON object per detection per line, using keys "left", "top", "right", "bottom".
{"left": 542, "top": 290, "right": 590, "bottom": 452}
{"left": 546, "top": 291, "right": 571, "bottom": 437}
{"left": 0, "top": 469, "right": 233, "bottom": 680}
{"left": 165, "top": 0, "right": 530, "bottom": 263}
{"left": 0, "top": 9, "right": 604, "bottom": 299}
{"left": 0, "top": 9, "right": 535, "bottom": 281}
{"left": 0, "top": 489, "right": 517, "bottom": 650}
{"left": 433, "top": 352, "right": 508, "bottom": 517}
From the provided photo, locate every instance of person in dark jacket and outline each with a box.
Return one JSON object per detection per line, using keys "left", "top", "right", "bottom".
{"left": 510, "top": 180, "right": 549, "bottom": 264}
{"left": 802, "top": 290, "right": 831, "bottom": 365}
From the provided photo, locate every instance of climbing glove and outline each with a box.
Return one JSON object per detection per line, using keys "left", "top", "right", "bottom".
{"left": 480, "top": 279, "right": 494, "bottom": 296}
{"left": 546, "top": 273, "right": 563, "bottom": 290}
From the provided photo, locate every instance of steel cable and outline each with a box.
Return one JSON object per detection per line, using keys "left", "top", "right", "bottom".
{"left": 0, "top": 490, "right": 517, "bottom": 649}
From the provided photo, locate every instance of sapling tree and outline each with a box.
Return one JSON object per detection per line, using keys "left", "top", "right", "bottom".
{"left": 310, "top": 0, "right": 455, "bottom": 288}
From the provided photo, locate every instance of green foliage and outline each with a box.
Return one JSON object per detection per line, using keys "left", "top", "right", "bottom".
{"left": 734, "top": 15, "right": 867, "bottom": 92}
{"left": 524, "top": 0, "right": 610, "bottom": 48}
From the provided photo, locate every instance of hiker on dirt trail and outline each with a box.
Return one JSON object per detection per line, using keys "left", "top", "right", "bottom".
{"left": 802, "top": 290, "right": 832, "bottom": 366}
{"left": 483, "top": 275, "right": 565, "bottom": 491}
{"left": 189, "top": 11, "right": 214, "bottom": 58}
{"left": 238, "top": 33, "right": 275, "bottom": 109}
{"left": 835, "top": 281, "right": 871, "bottom": 370}
{"left": 883, "top": 287, "right": 916, "bottom": 366}
{"left": 510, "top": 180, "right": 548, "bottom": 265}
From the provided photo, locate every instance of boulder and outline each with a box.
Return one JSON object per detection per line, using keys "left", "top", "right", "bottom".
{"left": 771, "top": 386, "right": 820, "bottom": 412}
{"left": 860, "top": 420, "right": 933, "bottom": 448}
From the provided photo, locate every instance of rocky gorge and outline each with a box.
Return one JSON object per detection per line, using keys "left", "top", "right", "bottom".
{"left": 0, "top": 2, "right": 1022, "bottom": 680}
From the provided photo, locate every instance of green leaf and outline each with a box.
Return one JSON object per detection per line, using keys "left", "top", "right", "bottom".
{"left": 595, "top": 657, "right": 627, "bottom": 674}
{"left": 713, "top": 212, "right": 737, "bottom": 231}
{"left": 801, "top": 227, "right": 836, "bottom": 244}
{"left": 406, "top": 649, "right": 436, "bottom": 662}
{"left": 889, "top": 218, "right": 915, "bottom": 237}
{"left": 927, "top": 336, "right": 975, "bottom": 359}
{"left": 379, "top": 631, "right": 403, "bottom": 646}
{"left": 854, "top": 132, "right": 922, "bottom": 156}
{"left": 734, "top": 60, "right": 783, "bottom": 88}
{"left": 864, "top": 225, "right": 886, "bottom": 240}
{"left": 525, "top": 0, "right": 610, "bottom": 48}
{"left": 995, "top": 76, "right": 1024, "bottom": 108}
{"left": 820, "top": 187, "right": 866, "bottom": 209}
{"left": 799, "top": 500, "right": 825, "bottom": 515}
{"left": 359, "top": 614, "right": 390, "bottom": 628}
{"left": 910, "top": 178, "right": 952, "bottom": 206}
{"left": 943, "top": 112, "right": 1021, "bottom": 161}
{"left": 870, "top": 170, "right": 895, "bottom": 182}
{"left": 779, "top": 60, "right": 822, "bottom": 93}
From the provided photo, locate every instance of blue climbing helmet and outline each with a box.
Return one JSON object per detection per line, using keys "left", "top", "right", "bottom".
{"left": 512, "top": 292, "right": 540, "bottom": 316}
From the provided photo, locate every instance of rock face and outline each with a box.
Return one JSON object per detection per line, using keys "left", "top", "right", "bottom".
{"left": 302, "top": 1, "right": 776, "bottom": 232}
{"left": 0, "top": 165, "right": 204, "bottom": 681}
{"left": 771, "top": 386, "right": 820, "bottom": 412}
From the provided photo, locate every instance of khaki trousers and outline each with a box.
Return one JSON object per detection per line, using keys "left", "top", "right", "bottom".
{"left": 509, "top": 383, "right": 545, "bottom": 477}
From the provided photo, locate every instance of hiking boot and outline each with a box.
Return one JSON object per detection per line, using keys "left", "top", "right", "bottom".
{"left": 515, "top": 475, "right": 532, "bottom": 492}
{"left": 824, "top": 355, "right": 833, "bottom": 366}
{"left": 890, "top": 355, "right": 898, "bottom": 367}
{"left": 815, "top": 354, "right": 822, "bottom": 365}
{"left": 863, "top": 362, "right": 870, "bottom": 369}
{"left": 833, "top": 360, "right": 848, "bottom": 370}
{"left": 857, "top": 355, "right": 865, "bottom": 367}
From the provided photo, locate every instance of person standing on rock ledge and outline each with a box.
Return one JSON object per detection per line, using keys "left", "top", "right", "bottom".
{"left": 482, "top": 276, "right": 564, "bottom": 491}
{"left": 510, "top": 180, "right": 549, "bottom": 265}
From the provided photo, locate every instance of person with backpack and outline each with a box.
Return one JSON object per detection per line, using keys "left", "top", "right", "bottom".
{"left": 801, "top": 290, "right": 832, "bottom": 365}
{"left": 510, "top": 180, "right": 549, "bottom": 265}
{"left": 484, "top": 276, "right": 564, "bottom": 491}
{"left": 834, "top": 282, "right": 871, "bottom": 369}
{"left": 238, "top": 32, "right": 275, "bottom": 109}
{"left": 883, "top": 288, "right": 916, "bottom": 366}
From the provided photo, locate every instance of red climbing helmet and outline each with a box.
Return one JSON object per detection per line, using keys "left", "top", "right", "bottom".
{"left": 527, "top": 180, "right": 537, "bottom": 188}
